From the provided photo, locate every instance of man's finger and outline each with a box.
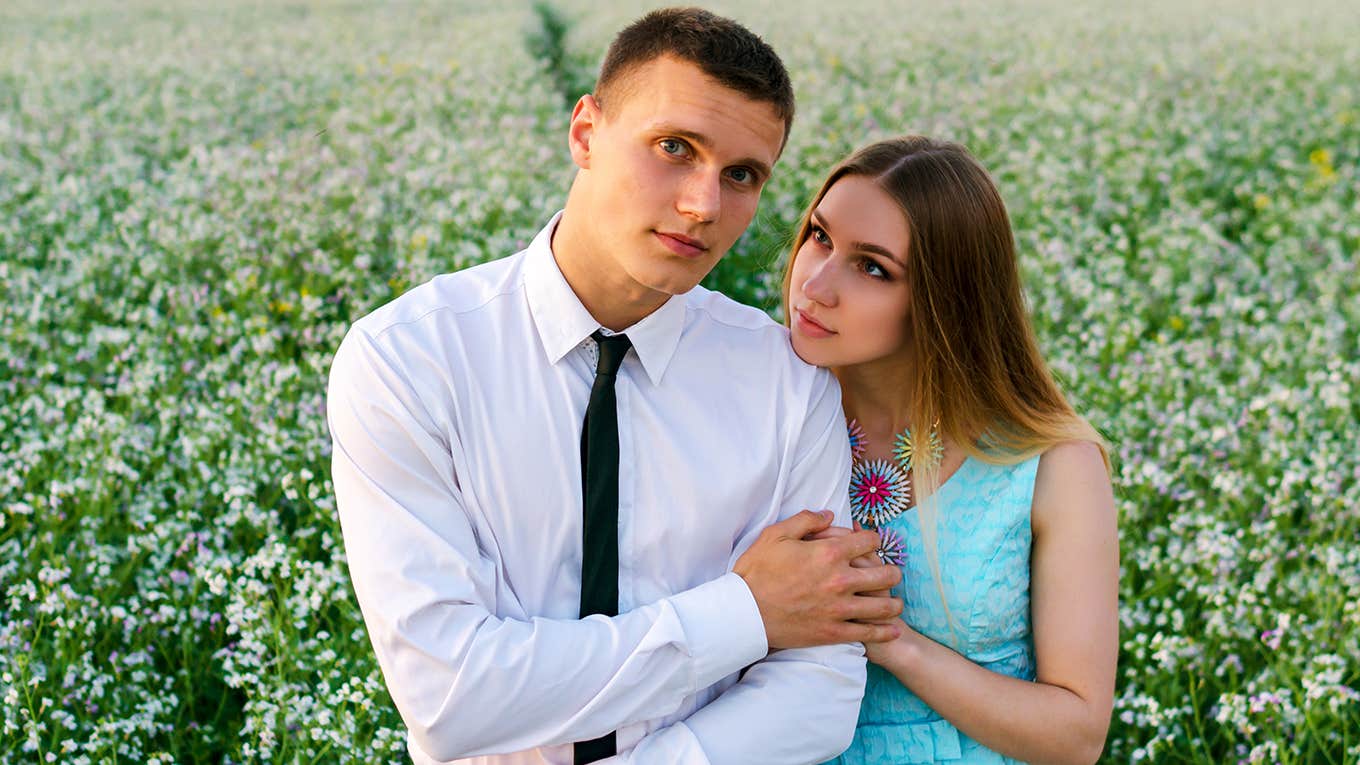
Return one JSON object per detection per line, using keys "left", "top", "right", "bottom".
{"left": 844, "top": 564, "right": 902, "bottom": 594}
{"left": 835, "top": 621, "right": 902, "bottom": 644}
{"left": 828, "top": 528, "right": 886, "bottom": 559}
{"left": 805, "top": 525, "right": 854, "bottom": 541}
{"left": 848, "top": 551, "right": 882, "bottom": 568}
{"left": 773, "top": 509, "right": 835, "bottom": 540}
{"left": 851, "top": 594, "right": 904, "bottom": 620}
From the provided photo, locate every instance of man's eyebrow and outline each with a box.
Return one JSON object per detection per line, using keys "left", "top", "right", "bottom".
{"left": 811, "top": 211, "right": 905, "bottom": 266}
{"left": 656, "top": 125, "right": 772, "bottom": 181}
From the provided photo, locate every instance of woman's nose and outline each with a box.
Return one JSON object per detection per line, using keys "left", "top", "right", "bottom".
{"left": 800, "top": 256, "right": 838, "bottom": 307}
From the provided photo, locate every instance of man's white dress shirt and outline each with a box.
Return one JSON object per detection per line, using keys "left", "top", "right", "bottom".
{"left": 327, "top": 213, "right": 864, "bottom": 764}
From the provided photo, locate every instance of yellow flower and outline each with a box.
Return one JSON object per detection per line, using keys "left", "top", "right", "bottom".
{"left": 1253, "top": 194, "right": 1270, "bottom": 210}
{"left": 1339, "top": 110, "right": 1356, "bottom": 126}
{"left": 1308, "top": 149, "right": 1338, "bottom": 187}
{"left": 1169, "top": 316, "right": 1185, "bottom": 331}
{"left": 411, "top": 233, "right": 428, "bottom": 249}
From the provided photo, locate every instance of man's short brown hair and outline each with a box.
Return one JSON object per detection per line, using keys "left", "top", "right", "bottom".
{"left": 595, "top": 7, "right": 795, "bottom": 145}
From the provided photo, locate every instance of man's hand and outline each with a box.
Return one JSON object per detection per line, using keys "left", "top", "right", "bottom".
{"left": 806, "top": 522, "right": 895, "bottom": 598}
{"left": 733, "top": 510, "right": 903, "bottom": 649}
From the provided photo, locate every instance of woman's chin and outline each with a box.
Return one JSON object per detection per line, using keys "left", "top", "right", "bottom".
{"left": 791, "top": 334, "right": 835, "bottom": 368}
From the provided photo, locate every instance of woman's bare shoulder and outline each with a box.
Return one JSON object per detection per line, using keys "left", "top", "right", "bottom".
{"left": 1032, "top": 441, "right": 1115, "bottom": 535}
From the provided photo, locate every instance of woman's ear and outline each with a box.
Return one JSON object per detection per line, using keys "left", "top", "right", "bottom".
{"left": 567, "top": 94, "right": 602, "bottom": 170}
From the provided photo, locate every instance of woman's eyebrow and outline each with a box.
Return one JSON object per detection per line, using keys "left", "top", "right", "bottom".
{"left": 812, "top": 210, "right": 905, "bottom": 266}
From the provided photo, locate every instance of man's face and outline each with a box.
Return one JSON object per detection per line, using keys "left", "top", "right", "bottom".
{"left": 570, "top": 55, "right": 786, "bottom": 302}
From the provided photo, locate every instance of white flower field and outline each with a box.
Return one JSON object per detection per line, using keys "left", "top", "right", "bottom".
{"left": 1, "top": 0, "right": 1357, "bottom": 762}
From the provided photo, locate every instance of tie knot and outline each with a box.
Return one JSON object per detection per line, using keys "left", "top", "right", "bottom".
{"left": 592, "top": 331, "right": 632, "bottom": 376}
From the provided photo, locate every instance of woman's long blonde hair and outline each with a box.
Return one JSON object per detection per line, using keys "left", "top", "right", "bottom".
{"left": 782, "top": 136, "right": 1108, "bottom": 634}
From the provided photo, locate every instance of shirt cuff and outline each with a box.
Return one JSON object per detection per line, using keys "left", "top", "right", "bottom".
{"left": 669, "top": 572, "right": 768, "bottom": 692}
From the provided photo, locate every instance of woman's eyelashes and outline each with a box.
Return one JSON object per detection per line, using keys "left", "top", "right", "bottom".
{"left": 810, "top": 226, "right": 891, "bottom": 281}
{"left": 859, "top": 257, "right": 890, "bottom": 280}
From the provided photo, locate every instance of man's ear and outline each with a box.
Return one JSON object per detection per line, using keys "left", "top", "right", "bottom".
{"left": 568, "top": 94, "right": 602, "bottom": 170}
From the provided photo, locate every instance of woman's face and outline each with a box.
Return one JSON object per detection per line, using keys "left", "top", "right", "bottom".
{"left": 788, "top": 174, "right": 913, "bottom": 368}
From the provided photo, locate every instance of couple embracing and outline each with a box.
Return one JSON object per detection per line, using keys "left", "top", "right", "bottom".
{"left": 328, "top": 7, "right": 1118, "bottom": 765}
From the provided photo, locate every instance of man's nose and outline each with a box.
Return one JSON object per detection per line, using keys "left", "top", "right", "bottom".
{"left": 676, "top": 170, "right": 721, "bottom": 223}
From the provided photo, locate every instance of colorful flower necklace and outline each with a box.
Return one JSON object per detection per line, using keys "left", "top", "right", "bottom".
{"left": 846, "top": 417, "right": 944, "bottom": 566}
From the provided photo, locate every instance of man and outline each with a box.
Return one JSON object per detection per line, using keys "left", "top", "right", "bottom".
{"left": 327, "top": 8, "right": 903, "bottom": 764}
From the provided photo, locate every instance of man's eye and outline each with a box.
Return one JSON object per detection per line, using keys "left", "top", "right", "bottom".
{"left": 660, "top": 139, "right": 687, "bottom": 156}
{"left": 728, "top": 167, "right": 753, "bottom": 184}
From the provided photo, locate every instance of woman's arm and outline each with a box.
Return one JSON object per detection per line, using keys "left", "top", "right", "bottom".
{"left": 865, "top": 440, "right": 1119, "bottom": 765}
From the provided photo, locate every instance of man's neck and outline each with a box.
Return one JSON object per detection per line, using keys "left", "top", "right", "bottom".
{"left": 550, "top": 209, "right": 669, "bottom": 332}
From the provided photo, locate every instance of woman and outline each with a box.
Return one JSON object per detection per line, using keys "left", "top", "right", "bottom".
{"left": 785, "top": 137, "right": 1119, "bottom": 765}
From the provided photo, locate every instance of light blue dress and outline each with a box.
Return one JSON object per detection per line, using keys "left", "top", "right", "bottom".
{"left": 824, "top": 455, "right": 1041, "bottom": 765}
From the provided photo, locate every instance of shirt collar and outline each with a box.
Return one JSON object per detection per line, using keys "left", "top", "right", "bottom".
{"left": 524, "top": 211, "right": 687, "bottom": 386}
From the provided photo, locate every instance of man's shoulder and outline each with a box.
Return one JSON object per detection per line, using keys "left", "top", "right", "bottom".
{"left": 683, "top": 284, "right": 785, "bottom": 337}
{"left": 682, "top": 285, "right": 827, "bottom": 383}
{"left": 349, "top": 252, "right": 527, "bottom": 341}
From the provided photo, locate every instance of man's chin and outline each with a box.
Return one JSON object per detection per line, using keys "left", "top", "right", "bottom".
{"left": 634, "top": 267, "right": 709, "bottom": 298}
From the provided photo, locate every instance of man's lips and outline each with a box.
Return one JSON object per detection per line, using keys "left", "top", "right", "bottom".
{"left": 654, "top": 231, "right": 709, "bottom": 258}
{"left": 794, "top": 308, "right": 836, "bottom": 337}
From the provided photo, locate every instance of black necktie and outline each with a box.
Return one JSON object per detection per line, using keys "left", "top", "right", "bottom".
{"left": 576, "top": 331, "right": 631, "bottom": 764}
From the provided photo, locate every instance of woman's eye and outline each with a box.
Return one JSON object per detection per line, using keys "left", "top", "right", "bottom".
{"left": 861, "top": 258, "right": 889, "bottom": 279}
{"left": 810, "top": 226, "right": 830, "bottom": 246}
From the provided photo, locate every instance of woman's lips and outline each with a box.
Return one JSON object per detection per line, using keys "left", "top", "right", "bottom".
{"left": 654, "top": 231, "right": 708, "bottom": 259}
{"left": 794, "top": 308, "right": 836, "bottom": 338}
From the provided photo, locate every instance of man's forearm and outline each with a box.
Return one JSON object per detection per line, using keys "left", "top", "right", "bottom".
{"left": 355, "top": 568, "right": 769, "bottom": 761}
{"left": 619, "top": 641, "right": 867, "bottom": 764}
